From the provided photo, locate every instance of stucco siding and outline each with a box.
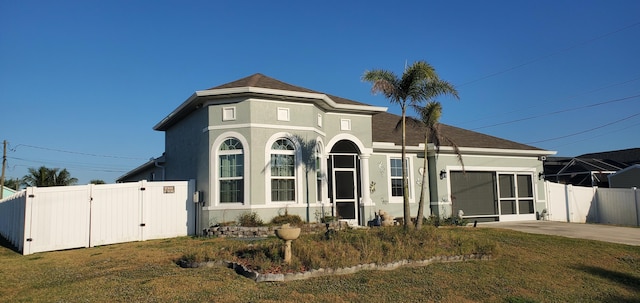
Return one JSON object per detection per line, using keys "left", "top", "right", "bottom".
{"left": 426, "top": 152, "right": 545, "bottom": 219}
{"left": 324, "top": 113, "right": 372, "bottom": 147}
{"left": 164, "top": 107, "right": 208, "bottom": 182}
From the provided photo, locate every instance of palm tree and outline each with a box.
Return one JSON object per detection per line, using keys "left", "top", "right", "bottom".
{"left": 52, "top": 168, "right": 78, "bottom": 186}
{"left": 4, "top": 177, "right": 21, "bottom": 190}
{"left": 363, "top": 61, "right": 459, "bottom": 228}
{"left": 22, "top": 166, "right": 78, "bottom": 187}
{"left": 411, "top": 102, "right": 464, "bottom": 228}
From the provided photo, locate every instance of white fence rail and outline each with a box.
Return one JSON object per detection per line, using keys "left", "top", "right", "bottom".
{"left": 545, "top": 181, "right": 639, "bottom": 226}
{"left": 0, "top": 180, "right": 195, "bottom": 255}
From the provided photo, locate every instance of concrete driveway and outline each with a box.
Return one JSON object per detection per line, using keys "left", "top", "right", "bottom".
{"left": 481, "top": 220, "right": 640, "bottom": 246}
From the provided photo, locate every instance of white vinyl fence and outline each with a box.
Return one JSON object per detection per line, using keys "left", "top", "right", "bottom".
{"left": 0, "top": 180, "right": 195, "bottom": 255}
{"left": 545, "top": 181, "right": 640, "bottom": 226}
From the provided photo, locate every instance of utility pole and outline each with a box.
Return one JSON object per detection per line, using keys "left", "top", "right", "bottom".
{"left": 0, "top": 140, "right": 6, "bottom": 199}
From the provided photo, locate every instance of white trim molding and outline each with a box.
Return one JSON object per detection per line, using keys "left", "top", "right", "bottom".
{"left": 211, "top": 132, "right": 251, "bottom": 207}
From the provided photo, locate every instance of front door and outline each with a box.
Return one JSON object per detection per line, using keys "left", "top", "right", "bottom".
{"left": 333, "top": 169, "right": 357, "bottom": 225}
{"left": 330, "top": 154, "right": 359, "bottom": 225}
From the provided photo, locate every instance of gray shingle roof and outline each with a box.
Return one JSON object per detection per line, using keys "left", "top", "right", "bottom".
{"left": 372, "top": 112, "right": 542, "bottom": 150}
{"left": 577, "top": 148, "right": 640, "bottom": 165}
{"left": 206, "top": 73, "right": 367, "bottom": 106}
{"left": 163, "top": 73, "right": 546, "bottom": 151}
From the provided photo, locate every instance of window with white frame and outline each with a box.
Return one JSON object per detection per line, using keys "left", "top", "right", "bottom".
{"left": 271, "top": 138, "right": 296, "bottom": 202}
{"left": 219, "top": 138, "right": 244, "bottom": 203}
{"left": 390, "top": 158, "right": 409, "bottom": 197}
{"left": 498, "top": 173, "right": 535, "bottom": 215}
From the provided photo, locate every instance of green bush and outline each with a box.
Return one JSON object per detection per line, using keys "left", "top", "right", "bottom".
{"left": 237, "top": 212, "right": 264, "bottom": 227}
{"left": 423, "top": 215, "right": 468, "bottom": 227}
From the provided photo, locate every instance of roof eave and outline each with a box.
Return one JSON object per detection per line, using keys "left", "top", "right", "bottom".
{"left": 153, "top": 93, "right": 199, "bottom": 131}
{"left": 153, "top": 87, "right": 387, "bottom": 131}
{"left": 372, "top": 142, "right": 556, "bottom": 157}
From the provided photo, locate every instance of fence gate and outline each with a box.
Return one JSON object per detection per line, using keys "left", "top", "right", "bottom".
{"left": 1, "top": 180, "right": 195, "bottom": 255}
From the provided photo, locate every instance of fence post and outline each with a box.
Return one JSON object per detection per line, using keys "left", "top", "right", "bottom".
{"left": 635, "top": 187, "right": 639, "bottom": 227}
{"left": 593, "top": 186, "right": 599, "bottom": 224}
{"left": 564, "top": 184, "right": 572, "bottom": 222}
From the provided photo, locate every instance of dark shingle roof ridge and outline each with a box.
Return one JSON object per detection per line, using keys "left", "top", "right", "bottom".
{"left": 204, "top": 73, "right": 368, "bottom": 106}
{"left": 372, "top": 111, "right": 543, "bottom": 151}
{"left": 577, "top": 147, "right": 640, "bottom": 164}
{"left": 436, "top": 122, "right": 543, "bottom": 151}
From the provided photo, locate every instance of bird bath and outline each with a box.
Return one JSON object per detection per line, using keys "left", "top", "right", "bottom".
{"left": 275, "top": 224, "right": 301, "bottom": 264}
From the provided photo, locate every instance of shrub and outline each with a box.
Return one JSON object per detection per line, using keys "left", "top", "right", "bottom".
{"left": 237, "top": 212, "right": 264, "bottom": 227}
{"left": 270, "top": 213, "right": 304, "bottom": 226}
{"left": 423, "top": 215, "right": 468, "bottom": 227}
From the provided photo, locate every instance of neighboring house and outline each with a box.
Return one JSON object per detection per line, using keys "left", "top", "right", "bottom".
{"left": 118, "top": 73, "right": 554, "bottom": 228}
{"left": 543, "top": 157, "right": 627, "bottom": 187}
{"left": 1, "top": 186, "right": 17, "bottom": 200}
{"left": 543, "top": 148, "right": 640, "bottom": 187}
{"left": 608, "top": 164, "right": 640, "bottom": 188}
{"left": 578, "top": 148, "right": 640, "bottom": 165}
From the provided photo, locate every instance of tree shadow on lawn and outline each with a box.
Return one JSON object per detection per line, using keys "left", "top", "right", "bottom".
{"left": 572, "top": 264, "right": 640, "bottom": 302}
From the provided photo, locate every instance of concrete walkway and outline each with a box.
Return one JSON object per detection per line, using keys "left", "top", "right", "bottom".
{"left": 481, "top": 220, "right": 640, "bottom": 246}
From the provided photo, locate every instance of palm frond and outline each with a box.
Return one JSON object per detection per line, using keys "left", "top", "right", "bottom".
{"left": 421, "top": 80, "right": 459, "bottom": 101}
{"left": 362, "top": 69, "right": 401, "bottom": 103}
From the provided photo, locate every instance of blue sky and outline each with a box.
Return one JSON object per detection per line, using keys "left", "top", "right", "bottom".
{"left": 1, "top": 0, "right": 639, "bottom": 184}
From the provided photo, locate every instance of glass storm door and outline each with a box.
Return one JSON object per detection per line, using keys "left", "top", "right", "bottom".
{"left": 330, "top": 154, "right": 359, "bottom": 225}
{"left": 333, "top": 169, "right": 358, "bottom": 225}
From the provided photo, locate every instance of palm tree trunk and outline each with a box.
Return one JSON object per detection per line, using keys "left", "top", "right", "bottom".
{"left": 415, "top": 133, "right": 429, "bottom": 229}
{"left": 401, "top": 106, "right": 410, "bottom": 229}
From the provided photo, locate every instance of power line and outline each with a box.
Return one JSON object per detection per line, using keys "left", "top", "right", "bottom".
{"left": 7, "top": 156, "right": 133, "bottom": 171}
{"left": 525, "top": 112, "right": 640, "bottom": 144}
{"left": 458, "top": 75, "right": 640, "bottom": 127}
{"left": 547, "top": 120, "right": 640, "bottom": 150}
{"left": 459, "top": 21, "right": 640, "bottom": 87}
{"left": 471, "top": 93, "right": 640, "bottom": 130}
{"left": 6, "top": 157, "right": 130, "bottom": 174}
{"left": 12, "top": 144, "right": 150, "bottom": 160}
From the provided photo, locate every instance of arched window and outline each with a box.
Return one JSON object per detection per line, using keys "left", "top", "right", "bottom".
{"left": 270, "top": 138, "right": 296, "bottom": 202}
{"left": 219, "top": 138, "right": 243, "bottom": 203}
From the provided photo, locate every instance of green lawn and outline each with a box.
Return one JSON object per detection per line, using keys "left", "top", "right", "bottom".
{"left": 1, "top": 227, "right": 638, "bottom": 302}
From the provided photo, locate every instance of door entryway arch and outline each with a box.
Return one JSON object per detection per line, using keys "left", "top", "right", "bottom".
{"left": 328, "top": 140, "right": 362, "bottom": 226}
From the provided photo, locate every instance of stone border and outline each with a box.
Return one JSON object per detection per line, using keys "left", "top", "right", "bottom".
{"left": 186, "top": 254, "right": 491, "bottom": 282}
{"left": 204, "top": 221, "right": 349, "bottom": 238}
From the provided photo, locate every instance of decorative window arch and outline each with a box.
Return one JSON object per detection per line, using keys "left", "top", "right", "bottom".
{"left": 218, "top": 138, "right": 244, "bottom": 203}
{"left": 270, "top": 138, "right": 297, "bottom": 202}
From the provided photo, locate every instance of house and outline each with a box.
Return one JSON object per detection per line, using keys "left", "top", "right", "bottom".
{"left": 543, "top": 148, "right": 640, "bottom": 187}
{"left": 1, "top": 186, "right": 16, "bottom": 200}
{"left": 608, "top": 164, "right": 640, "bottom": 188}
{"left": 542, "top": 157, "right": 627, "bottom": 187}
{"left": 118, "top": 73, "right": 555, "bottom": 228}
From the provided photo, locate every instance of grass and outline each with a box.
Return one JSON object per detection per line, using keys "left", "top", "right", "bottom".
{"left": 1, "top": 227, "right": 639, "bottom": 302}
